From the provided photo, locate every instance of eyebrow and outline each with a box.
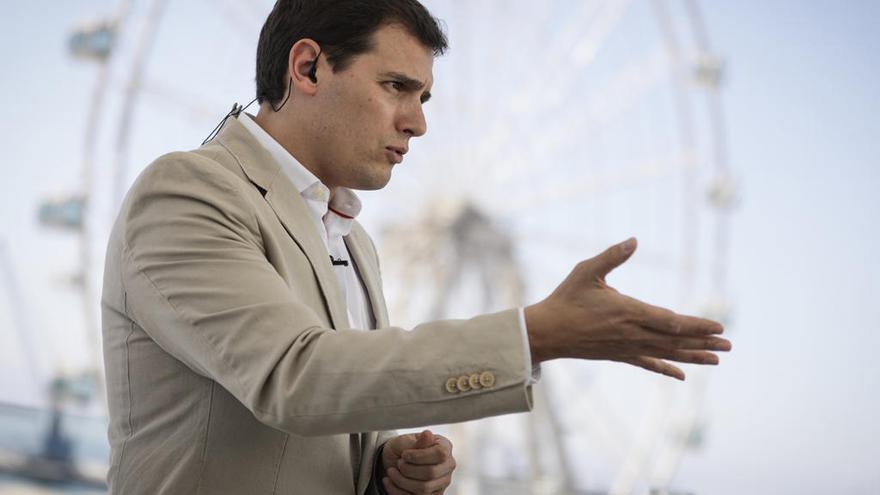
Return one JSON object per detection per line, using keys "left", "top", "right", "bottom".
{"left": 381, "top": 71, "right": 432, "bottom": 103}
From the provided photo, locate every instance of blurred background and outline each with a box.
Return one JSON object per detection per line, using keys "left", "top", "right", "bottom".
{"left": 0, "top": 0, "right": 877, "bottom": 494}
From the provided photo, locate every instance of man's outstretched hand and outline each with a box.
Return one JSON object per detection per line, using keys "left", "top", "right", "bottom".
{"left": 525, "top": 237, "right": 731, "bottom": 380}
{"left": 381, "top": 430, "right": 455, "bottom": 495}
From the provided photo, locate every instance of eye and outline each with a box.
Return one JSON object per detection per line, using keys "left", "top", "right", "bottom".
{"left": 386, "top": 80, "right": 404, "bottom": 92}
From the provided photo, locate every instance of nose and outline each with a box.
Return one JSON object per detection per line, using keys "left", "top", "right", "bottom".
{"left": 400, "top": 101, "right": 427, "bottom": 138}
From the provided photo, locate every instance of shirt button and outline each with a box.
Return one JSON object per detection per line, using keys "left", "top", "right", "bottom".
{"left": 445, "top": 377, "right": 459, "bottom": 394}
{"left": 479, "top": 371, "right": 496, "bottom": 388}
{"left": 468, "top": 373, "right": 482, "bottom": 390}
{"left": 456, "top": 375, "right": 471, "bottom": 392}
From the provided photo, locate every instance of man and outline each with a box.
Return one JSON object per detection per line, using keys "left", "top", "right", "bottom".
{"left": 101, "top": 1, "right": 730, "bottom": 494}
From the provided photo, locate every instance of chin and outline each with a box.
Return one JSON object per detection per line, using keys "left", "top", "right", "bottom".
{"left": 360, "top": 176, "right": 392, "bottom": 191}
{"left": 351, "top": 165, "right": 393, "bottom": 191}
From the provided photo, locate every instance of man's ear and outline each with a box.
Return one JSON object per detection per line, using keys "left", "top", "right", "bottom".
{"left": 288, "top": 39, "right": 321, "bottom": 96}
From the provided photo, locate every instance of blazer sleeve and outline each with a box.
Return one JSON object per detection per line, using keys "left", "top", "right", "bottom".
{"left": 116, "top": 153, "right": 533, "bottom": 437}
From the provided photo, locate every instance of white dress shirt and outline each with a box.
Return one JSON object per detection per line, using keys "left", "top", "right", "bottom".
{"left": 237, "top": 113, "right": 537, "bottom": 382}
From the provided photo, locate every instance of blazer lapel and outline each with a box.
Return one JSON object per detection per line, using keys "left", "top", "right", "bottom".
{"left": 214, "top": 115, "right": 351, "bottom": 331}
{"left": 345, "top": 227, "right": 390, "bottom": 329}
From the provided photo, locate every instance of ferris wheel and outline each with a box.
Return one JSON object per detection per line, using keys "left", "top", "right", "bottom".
{"left": 44, "top": 0, "right": 735, "bottom": 493}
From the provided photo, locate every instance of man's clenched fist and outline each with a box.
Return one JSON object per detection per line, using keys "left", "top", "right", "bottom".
{"left": 380, "top": 430, "right": 455, "bottom": 495}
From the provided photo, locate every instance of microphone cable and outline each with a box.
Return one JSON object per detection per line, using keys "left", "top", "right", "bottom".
{"left": 202, "top": 49, "right": 321, "bottom": 146}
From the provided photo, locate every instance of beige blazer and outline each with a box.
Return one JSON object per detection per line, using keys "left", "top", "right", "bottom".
{"left": 101, "top": 114, "right": 533, "bottom": 494}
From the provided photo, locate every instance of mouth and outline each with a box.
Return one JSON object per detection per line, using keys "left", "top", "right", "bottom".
{"left": 385, "top": 146, "right": 407, "bottom": 164}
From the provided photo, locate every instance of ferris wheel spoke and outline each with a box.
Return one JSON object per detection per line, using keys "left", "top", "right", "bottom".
{"left": 534, "top": 47, "right": 669, "bottom": 156}
{"left": 430, "top": 2, "right": 574, "bottom": 186}
{"left": 571, "top": 0, "right": 633, "bottom": 68}
{"left": 683, "top": 0, "right": 713, "bottom": 53}
{"left": 511, "top": 229, "right": 686, "bottom": 273}
{"left": 545, "top": 366, "right": 634, "bottom": 460}
{"left": 0, "top": 241, "right": 45, "bottom": 394}
{"left": 510, "top": 0, "right": 633, "bottom": 121}
{"left": 504, "top": 146, "right": 696, "bottom": 215}
{"left": 495, "top": 0, "right": 625, "bottom": 118}
{"left": 648, "top": 368, "right": 710, "bottom": 487}
{"left": 485, "top": 46, "right": 670, "bottom": 192}
{"left": 139, "top": 78, "right": 227, "bottom": 126}
{"left": 608, "top": 382, "right": 678, "bottom": 494}
{"left": 207, "top": 0, "right": 265, "bottom": 40}
{"left": 474, "top": 1, "right": 633, "bottom": 185}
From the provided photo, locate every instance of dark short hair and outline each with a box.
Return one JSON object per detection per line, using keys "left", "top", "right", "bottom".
{"left": 255, "top": 0, "right": 447, "bottom": 106}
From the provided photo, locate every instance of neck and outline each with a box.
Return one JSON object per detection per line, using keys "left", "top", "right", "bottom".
{"left": 253, "top": 104, "right": 332, "bottom": 187}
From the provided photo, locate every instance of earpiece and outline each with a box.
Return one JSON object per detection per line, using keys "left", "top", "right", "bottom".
{"left": 307, "top": 59, "right": 318, "bottom": 83}
{"left": 307, "top": 48, "right": 322, "bottom": 83}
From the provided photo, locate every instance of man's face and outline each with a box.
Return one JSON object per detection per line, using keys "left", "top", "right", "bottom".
{"left": 312, "top": 23, "right": 434, "bottom": 191}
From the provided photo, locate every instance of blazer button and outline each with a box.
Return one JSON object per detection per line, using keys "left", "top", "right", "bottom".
{"left": 479, "top": 371, "right": 496, "bottom": 388}
{"left": 468, "top": 373, "right": 482, "bottom": 390}
{"left": 445, "top": 377, "right": 459, "bottom": 394}
{"left": 456, "top": 375, "right": 471, "bottom": 392}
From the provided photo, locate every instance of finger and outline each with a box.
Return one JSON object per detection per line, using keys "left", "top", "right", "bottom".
{"left": 383, "top": 476, "right": 413, "bottom": 495}
{"left": 386, "top": 433, "right": 420, "bottom": 458}
{"left": 403, "top": 443, "right": 451, "bottom": 465}
{"left": 597, "top": 325, "right": 730, "bottom": 360}
{"left": 647, "top": 349, "right": 720, "bottom": 365}
{"left": 397, "top": 457, "right": 455, "bottom": 481}
{"left": 633, "top": 299, "right": 724, "bottom": 335}
{"left": 412, "top": 430, "right": 435, "bottom": 450}
{"left": 387, "top": 466, "right": 450, "bottom": 494}
{"left": 433, "top": 434, "right": 453, "bottom": 453}
{"left": 433, "top": 435, "right": 453, "bottom": 459}
{"left": 628, "top": 330, "right": 731, "bottom": 353}
{"left": 665, "top": 336, "right": 731, "bottom": 352}
{"left": 585, "top": 237, "right": 637, "bottom": 280}
{"left": 623, "top": 356, "right": 685, "bottom": 381}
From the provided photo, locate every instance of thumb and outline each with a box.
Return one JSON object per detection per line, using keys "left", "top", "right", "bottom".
{"left": 412, "top": 430, "right": 435, "bottom": 449}
{"left": 588, "top": 237, "right": 637, "bottom": 280}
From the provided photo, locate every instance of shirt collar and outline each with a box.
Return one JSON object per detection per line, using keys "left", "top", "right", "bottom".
{"left": 237, "top": 113, "right": 362, "bottom": 236}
